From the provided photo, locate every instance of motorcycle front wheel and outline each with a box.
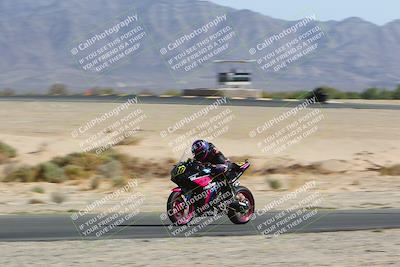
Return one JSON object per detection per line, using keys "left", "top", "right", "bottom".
{"left": 227, "top": 186, "right": 255, "bottom": 224}
{"left": 166, "top": 191, "right": 195, "bottom": 226}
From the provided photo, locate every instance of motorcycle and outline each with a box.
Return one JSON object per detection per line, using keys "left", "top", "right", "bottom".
{"left": 167, "top": 158, "right": 255, "bottom": 225}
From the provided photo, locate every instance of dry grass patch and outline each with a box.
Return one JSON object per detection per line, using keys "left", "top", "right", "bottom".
{"left": 380, "top": 164, "right": 400, "bottom": 176}
{"left": 0, "top": 141, "right": 17, "bottom": 163}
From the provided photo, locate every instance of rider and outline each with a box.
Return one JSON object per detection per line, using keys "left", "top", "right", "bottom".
{"left": 191, "top": 140, "right": 244, "bottom": 211}
{"left": 191, "top": 140, "right": 230, "bottom": 179}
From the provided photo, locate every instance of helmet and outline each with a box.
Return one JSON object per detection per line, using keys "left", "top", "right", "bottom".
{"left": 191, "top": 140, "right": 210, "bottom": 161}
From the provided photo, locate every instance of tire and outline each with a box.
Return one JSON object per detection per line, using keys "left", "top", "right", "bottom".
{"left": 227, "top": 186, "right": 255, "bottom": 224}
{"left": 166, "top": 191, "right": 194, "bottom": 226}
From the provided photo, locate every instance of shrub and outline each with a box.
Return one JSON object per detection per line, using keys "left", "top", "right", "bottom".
{"left": 359, "top": 88, "right": 377, "bottom": 99}
{"left": 360, "top": 88, "right": 391, "bottom": 99}
{"left": 112, "top": 176, "right": 126, "bottom": 187}
{"left": 162, "top": 90, "right": 181, "bottom": 96}
{"left": 293, "top": 91, "right": 309, "bottom": 99}
{"left": 263, "top": 89, "right": 330, "bottom": 99}
{"left": 3, "top": 165, "right": 35, "bottom": 182}
{"left": 106, "top": 150, "right": 131, "bottom": 163}
{"left": 37, "top": 162, "right": 66, "bottom": 183}
{"left": 91, "top": 87, "right": 116, "bottom": 95}
{"left": 53, "top": 152, "right": 104, "bottom": 171}
{"left": 315, "top": 86, "right": 345, "bottom": 99}
{"left": 64, "top": 164, "right": 88, "bottom": 180}
{"left": 98, "top": 160, "right": 123, "bottom": 178}
{"left": 261, "top": 91, "right": 271, "bottom": 98}
{"left": 90, "top": 176, "right": 101, "bottom": 190}
{"left": 378, "top": 89, "right": 393, "bottom": 99}
{"left": 117, "top": 155, "right": 140, "bottom": 173}
{"left": 51, "top": 191, "right": 66, "bottom": 204}
{"left": 0, "top": 141, "right": 17, "bottom": 159}
{"left": 344, "top": 92, "right": 361, "bottom": 99}
{"left": 261, "top": 86, "right": 400, "bottom": 100}
{"left": 380, "top": 164, "right": 400, "bottom": 176}
{"left": 31, "top": 186, "right": 45, "bottom": 194}
{"left": 51, "top": 156, "right": 70, "bottom": 167}
{"left": 262, "top": 91, "right": 288, "bottom": 99}
{"left": 393, "top": 85, "right": 400, "bottom": 99}
{"left": 138, "top": 89, "right": 154, "bottom": 96}
{"left": 267, "top": 179, "right": 282, "bottom": 190}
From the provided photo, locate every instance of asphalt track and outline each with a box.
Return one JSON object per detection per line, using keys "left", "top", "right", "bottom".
{"left": 1, "top": 95, "right": 400, "bottom": 110}
{"left": 0, "top": 209, "right": 399, "bottom": 241}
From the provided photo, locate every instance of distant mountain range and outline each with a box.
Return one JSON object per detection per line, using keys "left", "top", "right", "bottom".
{"left": 0, "top": 0, "right": 399, "bottom": 92}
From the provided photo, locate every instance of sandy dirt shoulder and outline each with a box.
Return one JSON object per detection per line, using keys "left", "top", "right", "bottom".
{"left": 0, "top": 229, "right": 399, "bottom": 267}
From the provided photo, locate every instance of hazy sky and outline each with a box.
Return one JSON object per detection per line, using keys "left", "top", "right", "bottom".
{"left": 208, "top": 0, "right": 399, "bottom": 25}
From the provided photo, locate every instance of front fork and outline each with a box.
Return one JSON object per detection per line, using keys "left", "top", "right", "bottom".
{"left": 179, "top": 193, "right": 192, "bottom": 211}
{"left": 227, "top": 182, "right": 250, "bottom": 213}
